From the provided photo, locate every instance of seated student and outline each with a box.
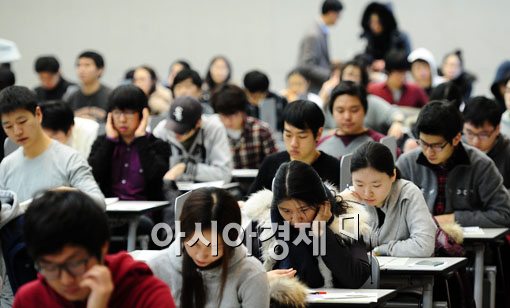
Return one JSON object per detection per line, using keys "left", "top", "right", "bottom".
{"left": 490, "top": 60, "right": 510, "bottom": 115}
{"left": 318, "top": 81, "right": 387, "bottom": 159}
{"left": 153, "top": 96, "right": 232, "bottom": 183}
{"left": 243, "top": 70, "right": 288, "bottom": 133}
{"left": 368, "top": 50, "right": 428, "bottom": 108}
{"left": 340, "top": 141, "right": 436, "bottom": 257}
{"left": 0, "top": 86, "right": 104, "bottom": 205}
{"left": 33, "top": 56, "right": 77, "bottom": 102}
{"left": 439, "top": 49, "right": 476, "bottom": 103}
{"left": 166, "top": 59, "right": 190, "bottom": 89}
{"left": 248, "top": 100, "right": 340, "bottom": 193}
{"left": 245, "top": 160, "right": 370, "bottom": 288}
{"left": 281, "top": 68, "right": 323, "bottom": 109}
{"left": 149, "top": 187, "right": 269, "bottom": 307}
{"left": 211, "top": 84, "right": 277, "bottom": 169}
{"left": 407, "top": 48, "right": 446, "bottom": 96}
{"left": 0, "top": 67, "right": 15, "bottom": 161}
{"left": 40, "top": 100, "right": 99, "bottom": 158}
{"left": 500, "top": 77, "right": 510, "bottom": 137}
{"left": 171, "top": 68, "right": 214, "bottom": 114}
{"left": 88, "top": 85, "right": 170, "bottom": 200}
{"left": 67, "top": 50, "right": 112, "bottom": 122}
{"left": 396, "top": 100, "right": 510, "bottom": 227}
{"left": 463, "top": 96, "right": 510, "bottom": 189}
{"left": 13, "top": 190, "right": 175, "bottom": 307}
{"left": 133, "top": 65, "right": 172, "bottom": 115}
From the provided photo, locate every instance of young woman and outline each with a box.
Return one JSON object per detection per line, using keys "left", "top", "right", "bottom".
{"left": 244, "top": 160, "right": 371, "bottom": 289}
{"left": 440, "top": 50, "right": 476, "bottom": 102}
{"left": 148, "top": 187, "right": 269, "bottom": 308}
{"left": 133, "top": 65, "right": 172, "bottom": 115}
{"left": 340, "top": 141, "right": 436, "bottom": 257}
{"left": 281, "top": 68, "right": 323, "bottom": 109}
{"left": 202, "top": 56, "right": 232, "bottom": 101}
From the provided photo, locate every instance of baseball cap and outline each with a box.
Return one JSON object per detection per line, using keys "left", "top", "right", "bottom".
{"left": 166, "top": 96, "right": 203, "bottom": 134}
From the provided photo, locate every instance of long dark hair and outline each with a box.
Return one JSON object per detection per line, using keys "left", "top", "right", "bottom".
{"left": 180, "top": 187, "right": 241, "bottom": 308}
{"left": 205, "top": 55, "right": 232, "bottom": 90}
{"left": 351, "top": 141, "right": 400, "bottom": 179}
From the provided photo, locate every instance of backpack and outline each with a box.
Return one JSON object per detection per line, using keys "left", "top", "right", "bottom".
{"left": 0, "top": 215, "right": 37, "bottom": 293}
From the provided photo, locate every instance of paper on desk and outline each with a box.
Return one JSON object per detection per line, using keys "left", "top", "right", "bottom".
{"left": 377, "top": 257, "right": 409, "bottom": 267}
{"left": 462, "top": 226, "right": 484, "bottom": 235}
{"left": 312, "top": 292, "right": 377, "bottom": 299}
{"left": 176, "top": 181, "right": 225, "bottom": 191}
{"left": 105, "top": 197, "right": 119, "bottom": 205}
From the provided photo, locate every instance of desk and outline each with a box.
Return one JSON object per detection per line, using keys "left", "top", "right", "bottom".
{"left": 231, "top": 169, "right": 258, "bottom": 178}
{"left": 463, "top": 227, "right": 509, "bottom": 308}
{"left": 376, "top": 256, "right": 467, "bottom": 308}
{"left": 106, "top": 200, "right": 169, "bottom": 251}
{"left": 176, "top": 181, "right": 239, "bottom": 191}
{"left": 307, "top": 288, "right": 396, "bottom": 307}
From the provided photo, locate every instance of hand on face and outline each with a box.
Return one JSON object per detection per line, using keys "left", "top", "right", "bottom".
{"left": 134, "top": 108, "right": 149, "bottom": 138}
{"left": 105, "top": 113, "right": 119, "bottom": 139}
{"left": 79, "top": 264, "right": 114, "bottom": 308}
{"left": 311, "top": 202, "right": 332, "bottom": 236}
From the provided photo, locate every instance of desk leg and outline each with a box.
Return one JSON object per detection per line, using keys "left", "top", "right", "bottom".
{"left": 127, "top": 217, "right": 140, "bottom": 252}
{"left": 473, "top": 243, "right": 485, "bottom": 308}
{"left": 422, "top": 276, "right": 434, "bottom": 308}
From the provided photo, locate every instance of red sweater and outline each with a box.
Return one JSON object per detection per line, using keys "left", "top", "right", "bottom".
{"left": 13, "top": 252, "right": 175, "bottom": 308}
{"left": 367, "top": 82, "right": 428, "bottom": 108}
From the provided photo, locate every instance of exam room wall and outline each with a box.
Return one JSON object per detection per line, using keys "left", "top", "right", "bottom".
{"left": 1, "top": 0, "right": 508, "bottom": 97}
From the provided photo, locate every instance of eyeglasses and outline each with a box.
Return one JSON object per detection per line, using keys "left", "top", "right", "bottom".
{"left": 463, "top": 128, "right": 495, "bottom": 141}
{"left": 416, "top": 139, "right": 449, "bottom": 152}
{"left": 111, "top": 110, "right": 137, "bottom": 119}
{"left": 35, "top": 256, "right": 90, "bottom": 280}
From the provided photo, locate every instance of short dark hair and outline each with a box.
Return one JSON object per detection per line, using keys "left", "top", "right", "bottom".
{"left": 322, "top": 0, "right": 343, "bottom": 14}
{"left": 40, "top": 100, "right": 75, "bottom": 134}
{"left": 0, "top": 86, "right": 38, "bottom": 117}
{"left": 463, "top": 96, "right": 502, "bottom": 128}
{"left": 77, "top": 50, "right": 104, "bottom": 69}
{"left": 169, "top": 60, "right": 191, "bottom": 73}
{"left": 287, "top": 67, "right": 310, "bottom": 83}
{"left": 108, "top": 84, "right": 148, "bottom": 117}
{"left": 351, "top": 141, "right": 398, "bottom": 178}
{"left": 414, "top": 100, "right": 463, "bottom": 142}
{"left": 211, "top": 84, "right": 248, "bottom": 115}
{"left": 283, "top": 100, "right": 324, "bottom": 138}
{"left": 329, "top": 81, "right": 368, "bottom": 114}
{"left": 171, "top": 68, "right": 202, "bottom": 95}
{"left": 429, "top": 81, "right": 462, "bottom": 109}
{"left": 385, "top": 50, "right": 410, "bottom": 73}
{"left": 34, "top": 56, "right": 60, "bottom": 74}
{"left": 0, "top": 68, "right": 15, "bottom": 91}
{"left": 243, "top": 70, "right": 270, "bottom": 93}
{"left": 24, "top": 190, "right": 109, "bottom": 261}
{"left": 340, "top": 60, "right": 369, "bottom": 88}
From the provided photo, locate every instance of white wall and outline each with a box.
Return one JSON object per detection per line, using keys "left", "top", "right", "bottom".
{"left": 1, "top": 0, "right": 509, "bottom": 96}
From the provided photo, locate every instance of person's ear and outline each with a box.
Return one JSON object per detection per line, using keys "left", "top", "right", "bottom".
{"left": 195, "top": 119, "right": 202, "bottom": 129}
{"left": 495, "top": 124, "right": 501, "bottom": 136}
{"left": 452, "top": 132, "right": 462, "bottom": 146}
{"left": 391, "top": 168, "right": 397, "bottom": 182}
{"left": 66, "top": 125, "right": 74, "bottom": 138}
{"left": 316, "top": 127, "right": 324, "bottom": 142}
{"left": 35, "top": 106, "right": 43, "bottom": 124}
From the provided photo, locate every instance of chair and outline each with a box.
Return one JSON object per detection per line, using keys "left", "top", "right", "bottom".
{"left": 339, "top": 153, "right": 352, "bottom": 191}
{"left": 380, "top": 136, "right": 397, "bottom": 162}
{"left": 362, "top": 254, "right": 380, "bottom": 289}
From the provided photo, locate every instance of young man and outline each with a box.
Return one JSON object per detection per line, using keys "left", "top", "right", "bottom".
{"left": 463, "top": 96, "right": 510, "bottom": 189}
{"left": 40, "top": 100, "right": 99, "bottom": 158}
{"left": 153, "top": 96, "right": 232, "bottom": 183}
{"left": 13, "top": 190, "right": 175, "bottom": 307}
{"left": 368, "top": 50, "right": 428, "bottom": 108}
{"left": 318, "top": 81, "right": 386, "bottom": 158}
{"left": 171, "top": 68, "right": 213, "bottom": 114}
{"left": 297, "top": 0, "right": 343, "bottom": 93}
{"left": 243, "top": 70, "right": 287, "bottom": 133}
{"left": 33, "top": 56, "right": 77, "bottom": 101}
{"left": 407, "top": 48, "right": 445, "bottom": 96}
{"left": 88, "top": 85, "right": 170, "bottom": 200}
{"left": 396, "top": 100, "right": 510, "bottom": 227}
{"left": 0, "top": 86, "right": 104, "bottom": 205}
{"left": 211, "top": 84, "right": 277, "bottom": 169}
{"left": 66, "top": 51, "right": 111, "bottom": 122}
{"left": 249, "top": 99, "right": 340, "bottom": 193}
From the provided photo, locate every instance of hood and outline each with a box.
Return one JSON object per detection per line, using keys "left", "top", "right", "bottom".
{"left": 408, "top": 48, "right": 445, "bottom": 86}
{"left": 491, "top": 60, "right": 510, "bottom": 101}
{"left": 269, "top": 276, "right": 308, "bottom": 308}
{"left": 0, "top": 190, "right": 23, "bottom": 229}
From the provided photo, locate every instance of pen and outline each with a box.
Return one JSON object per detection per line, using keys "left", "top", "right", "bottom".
{"left": 309, "top": 291, "right": 327, "bottom": 295}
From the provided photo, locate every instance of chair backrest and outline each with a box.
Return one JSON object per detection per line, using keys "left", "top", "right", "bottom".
{"left": 339, "top": 153, "right": 353, "bottom": 191}
{"left": 174, "top": 190, "right": 192, "bottom": 222}
{"left": 380, "top": 136, "right": 397, "bottom": 162}
{"left": 361, "top": 254, "right": 380, "bottom": 289}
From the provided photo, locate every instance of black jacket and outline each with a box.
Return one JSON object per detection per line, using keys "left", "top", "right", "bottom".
{"left": 88, "top": 134, "right": 170, "bottom": 200}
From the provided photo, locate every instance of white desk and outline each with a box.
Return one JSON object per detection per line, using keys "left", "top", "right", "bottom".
{"left": 106, "top": 200, "right": 169, "bottom": 251}
{"left": 176, "top": 181, "right": 239, "bottom": 191}
{"left": 376, "top": 256, "right": 467, "bottom": 308}
{"left": 231, "top": 169, "right": 258, "bottom": 178}
{"left": 307, "top": 288, "right": 396, "bottom": 307}
{"left": 463, "top": 227, "right": 509, "bottom": 308}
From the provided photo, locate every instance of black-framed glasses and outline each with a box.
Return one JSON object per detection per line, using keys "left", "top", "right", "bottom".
{"left": 416, "top": 139, "right": 449, "bottom": 152}
{"left": 463, "top": 128, "right": 496, "bottom": 141}
{"left": 35, "top": 256, "right": 90, "bottom": 280}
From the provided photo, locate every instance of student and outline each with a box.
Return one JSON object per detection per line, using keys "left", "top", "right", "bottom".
{"left": 88, "top": 85, "right": 170, "bottom": 200}
{"left": 40, "top": 100, "right": 99, "bottom": 158}
{"left": 243, "top": 70, "right": 288, "bottom": 133}
{"left": 67, "top": 50, "right": 112, "bottom": 122}
{"left": 463, "top": 96, "right": 510, "bottom": 189}
{"left": 396, "top": 100, "right": 510, "bottom": 227}
{"left": 248, "top": 100, "right": 340, "bottom": 193}
{"left": 149, "top": 187, "right": 269, "bottom": 307}
{"left": 0, "top": 86, "right": 104, "bottom": 205}
{"left": 502, "top": 78, "right": 510, "bottom": 137}
{"left": 33, "top": 56, "right": 77, "bottom": 101}
{"left": 133, "top": 65, "right": 172, "bottom": 115}
{"left": 245, "top": 160, "right": 370, "bottom": 288}
{"left": 318, "top": 81, "right": 387, "bottom": 159}
{"left": 340, "top": 141, "right": 436, "bottom": 257}
{"left": 490, "top": 60, "right": 510, "bottom": 114}
{"left": 368, "top": 50, "right": 428, "bottom": 108}
{"left": 211, "top": 84, "right": 277, "bottom": 169}
{"left": 408, "top": 48, "right": 445, "bottom": 96}
{"left": 202, "top": 56, "right": 232, "bottom": 101}
{"left": 153, "top": 96, "right": 232, "bottom": 183}
{"left": 439, "top": 50, "right": 476, "bottom": 103}
{"left": 281, "top": 68, "right": 323, "bottom": 109}
{"left": 171, "top": 68, "right": 213, "bottom": 114}
{"left": 166, "top": 59, "right": 190, "bottom": 89}
{"left": 13, "top": 190, "right": 175, "bottom": 307}
{"left": 0, "top": 67, "right": 14, "bottom": 161}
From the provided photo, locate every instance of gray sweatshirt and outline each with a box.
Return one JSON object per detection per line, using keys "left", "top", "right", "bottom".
{"left": 148, "top": 242, "right": 269, "bottom": 308}
{"left": 358, "top": 179, "right": 437, "bottom": 257}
